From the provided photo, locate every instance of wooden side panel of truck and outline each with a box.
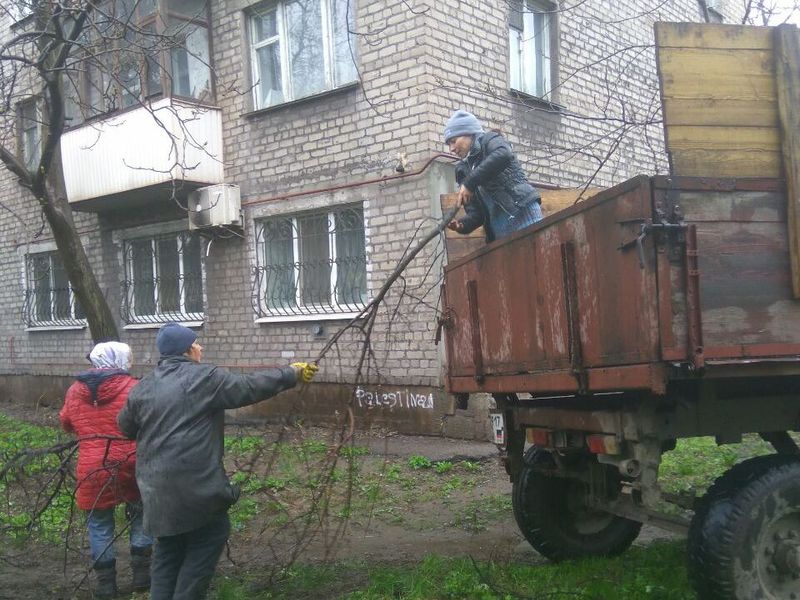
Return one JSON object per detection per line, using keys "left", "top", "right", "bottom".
{"left": 442, "top": 176, "right": 800, "bottom": 397}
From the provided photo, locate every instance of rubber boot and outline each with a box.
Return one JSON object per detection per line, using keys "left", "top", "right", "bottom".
{"left": 130, "top": 545, "right": 152, "bottom": 591}
{"left": 93, "top": 559, "right": 117, "bottom": 599}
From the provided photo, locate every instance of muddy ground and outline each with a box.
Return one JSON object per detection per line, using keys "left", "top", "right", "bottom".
{"left": 0, "top": 403, "right": 679, "bottom": 599}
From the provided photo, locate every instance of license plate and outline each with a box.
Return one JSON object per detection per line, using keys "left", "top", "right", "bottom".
{"left": 490, "top": 412, "right": 505, "bottom": 445}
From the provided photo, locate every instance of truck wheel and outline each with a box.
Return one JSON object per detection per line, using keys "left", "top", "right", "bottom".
{"left": 512, "top": 446, "right": 642, "bottom": 561}
{"left": 688, "top": 455, "right": 800, "bottom": 600}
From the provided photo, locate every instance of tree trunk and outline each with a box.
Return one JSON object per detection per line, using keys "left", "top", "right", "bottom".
{"left": 40, "top": 191, "right": 119, "bottom": 342}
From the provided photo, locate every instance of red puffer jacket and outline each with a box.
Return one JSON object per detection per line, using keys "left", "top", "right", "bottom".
{"left": 60, "top": 369, "right": 141, "bottom": 510}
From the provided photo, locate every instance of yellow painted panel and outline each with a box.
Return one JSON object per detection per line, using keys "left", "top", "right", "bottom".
{"left": 774, "top": 24, "right": 800, "bottom": 296}
{"left": 666, "top": 125, "right": 781, "bottom": 151}
{"left": 670, "top": 150, "right": 782, "bottom": 178}
{"left": 541, "top": 187, "right": 603, "bottom": 214}
{"left": 659, "top": 48, "right": 776, "bottom": 100}
{"left": 655, "top": 22, "right": 773, "bottom": 50}
{"left": 662, "top": 97, "right": 779, "bottom": 127}
{"left": 656, "top": 22, "right": 785, "bottom": 178}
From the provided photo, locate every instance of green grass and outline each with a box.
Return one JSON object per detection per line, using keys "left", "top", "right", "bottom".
{"left": 0, "top": 415, "right": 791, "bottom": 599}
{"left": 0, "top": 414, "right": 63, "bottom": 464}
{"left": 407, "top": 455, "right": 433, "bottom": 470}
{"left": 222, "top": 439, "right": 491, "bottom": 531}
{"left": 452, "top": 494, "right": 513, "bottom": 533}
{"left": 0, "top": 415, "right": 75, "bottom": 542}
{"left": 206, "top": 543, "right": 693, "bottom": 599}
{"left": 204, "top": 434, "right": 785, "bottom": 599}
{"left": 659, "top": 434, "right": 774, "bottom": 496}
{"left": 434, "top": 460, "right": 453, "bottom": 474}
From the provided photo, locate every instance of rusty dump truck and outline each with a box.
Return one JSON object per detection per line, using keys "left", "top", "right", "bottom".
{"left": 440, "top": 23, "right": 800, "bottom": 600}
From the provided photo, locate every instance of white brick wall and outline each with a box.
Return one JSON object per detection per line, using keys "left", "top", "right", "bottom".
{"left": 0, "top": 0, "right": 746, "bottom": 402}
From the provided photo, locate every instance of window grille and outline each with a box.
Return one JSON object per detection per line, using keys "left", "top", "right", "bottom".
{"left": 122, "top": 231, "right": 204, "bottom": 324}
{"left": 253, "top": 205, "right": 367, "bottom": 318}
{"left": 23, "top": 251, "right": 86, "bottom": 327}
{"left": 248, "top": 0, "right": 357, "bottom": 109}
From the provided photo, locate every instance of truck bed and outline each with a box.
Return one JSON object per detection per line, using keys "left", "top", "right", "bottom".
{"left": 442, "top": 176, "right": 800, "bottom": 396}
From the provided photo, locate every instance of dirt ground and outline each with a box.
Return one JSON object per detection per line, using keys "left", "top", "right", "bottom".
{"left": 0, "top": 402, "right": 680, "bottom": 599}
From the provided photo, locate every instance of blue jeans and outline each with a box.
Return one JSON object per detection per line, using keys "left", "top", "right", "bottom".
{"left": 151, "top": 511, "right": 230, "bottom": 600}
{"left": 87, "top": 502, "right": 153, "bottom": 565}
{"left": 489, "top": 200, "right": 543, "bottom": 240}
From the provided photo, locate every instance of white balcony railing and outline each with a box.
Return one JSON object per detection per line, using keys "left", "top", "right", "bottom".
{"left": 60, "top": 97, "right": 224, "bottom": 204}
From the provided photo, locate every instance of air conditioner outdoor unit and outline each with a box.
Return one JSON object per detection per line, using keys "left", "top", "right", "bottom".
{"left": 188, "top": 184, "right": 241, "bottom": 230}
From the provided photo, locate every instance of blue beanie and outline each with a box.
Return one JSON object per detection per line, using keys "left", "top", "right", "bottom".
{"left": 444, "top": 110, "right": 484, "bottom": 143}
{"left": 156, "top": 322, "right": 198, "bottom": 356}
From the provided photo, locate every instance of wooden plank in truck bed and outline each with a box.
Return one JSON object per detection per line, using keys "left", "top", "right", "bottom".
{"left": 441, "top": 187, "right": 603, "bottom": 263}
{"left": 652, "top": 177, "right": 800, "bottom": 359}
{"left": 656, "top": 21, "right": 800, "bottom": 299}
{"left": 655, "top": 23, "right": 781, "bottom": 178}
{"left": 775, "top": 24, "right": 800, "bottom": 298}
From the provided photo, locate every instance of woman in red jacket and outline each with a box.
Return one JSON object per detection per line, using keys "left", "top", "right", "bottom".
{"left": 60, "top": 342, "right": 153, "bottom": 599}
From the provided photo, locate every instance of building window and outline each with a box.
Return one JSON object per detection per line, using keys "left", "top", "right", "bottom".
{"left": 23, "top": 251, "right": 85, "bottom": 327}
{"left": 248, "top": 0, "right": 357, "bottom": 109}
{"left": 10, "top": 0, "right": 35, "bottom": 21}
{"left": 168, "top": 20, "right": 212, "bottom": 100}
{"left": 704, "top": 0, "right": 724, "bottom": 22}
{"left": 122, "top": 231, "right": 204, "bottom": 324}
{"left": 253, "top": 204, "right": 367, "bottom": 318}
{"left": 509, "top": 0, "right": 552, "bottom": 99}
{"left": 73, "top": 0, "right": 212, "bottom": 123}
{"left": 18, "top": 99, "right": 41, "bottom": 172}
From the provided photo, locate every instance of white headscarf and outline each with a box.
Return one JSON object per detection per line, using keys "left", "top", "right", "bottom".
{"left": 89, "top": 341, "right": 132, "bottom": 371}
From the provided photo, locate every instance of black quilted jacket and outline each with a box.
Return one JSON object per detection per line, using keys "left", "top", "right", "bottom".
{"left": 455, "top": 132, "right": 540, "bottom": 242}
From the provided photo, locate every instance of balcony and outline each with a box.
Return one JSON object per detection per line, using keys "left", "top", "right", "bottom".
{"left": 60, "top": 97, "right": 223, "bottom": 210}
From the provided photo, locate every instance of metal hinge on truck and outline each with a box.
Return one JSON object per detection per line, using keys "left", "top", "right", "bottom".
{"left": 618, "top": 210, "right": 687, "bottom": 269}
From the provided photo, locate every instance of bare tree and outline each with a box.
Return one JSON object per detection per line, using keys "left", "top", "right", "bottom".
{"left": 0, "top": 0, "right": 214, "bottom": 341}
{"left": 741, "top": 0, "right": 800, "bottom": 25}
{"left": 0, "top": 202, "right": 458, "bottom": 596}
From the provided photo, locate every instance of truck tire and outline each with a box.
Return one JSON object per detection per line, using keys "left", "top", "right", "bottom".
{"left": 512, "top": 446, "right": 642, "bottom": 561}
{"left": 687, "top": 454, "right": 800, "bottom": 600}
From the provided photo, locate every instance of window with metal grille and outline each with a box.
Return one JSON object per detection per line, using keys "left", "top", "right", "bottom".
{"left": 509, "top": 0, "right": 553, "bottom": 99}
{"left": 122, "top": 231, "right": 204, "bottom": 324}
{"left": 23, "top": 251, "right": 86, "bottom": 327}
{"left": 253, "top": 205, "right": 367, "bottom": 318}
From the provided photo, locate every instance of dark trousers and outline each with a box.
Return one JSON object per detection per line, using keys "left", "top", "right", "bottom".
{"left": 150, "top": 511, "right": 230, "bottom": 600}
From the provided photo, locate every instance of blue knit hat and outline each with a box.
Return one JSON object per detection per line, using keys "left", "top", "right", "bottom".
{"left": 156, "top": 322, "right": 197, "bottom": 356}
{"left": 444, "top": 110, "right": 484, "bottom": 143}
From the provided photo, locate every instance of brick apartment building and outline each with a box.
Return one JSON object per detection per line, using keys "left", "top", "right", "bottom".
{"left": 0, "top": 0, "right": 740, "bottom": 438}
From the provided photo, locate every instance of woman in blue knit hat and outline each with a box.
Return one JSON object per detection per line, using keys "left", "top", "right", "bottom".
{"left": 444, "top": 109, "right": 542, "bottom": 243}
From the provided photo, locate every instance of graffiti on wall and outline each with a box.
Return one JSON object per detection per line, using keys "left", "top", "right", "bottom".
{"left": 355, "top": 387, "right": 435, "bottom": 410}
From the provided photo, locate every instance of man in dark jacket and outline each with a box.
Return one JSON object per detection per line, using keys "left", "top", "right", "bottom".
{"left": 117, "top": 322, "right": 317, "bottom": 600}
{"left": 444, "top": 109, "right": 543, "bottom": 243}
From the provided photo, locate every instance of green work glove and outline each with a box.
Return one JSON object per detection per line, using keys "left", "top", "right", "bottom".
{"left": 291, "top": 362, "right": 319, "bottom": 383}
